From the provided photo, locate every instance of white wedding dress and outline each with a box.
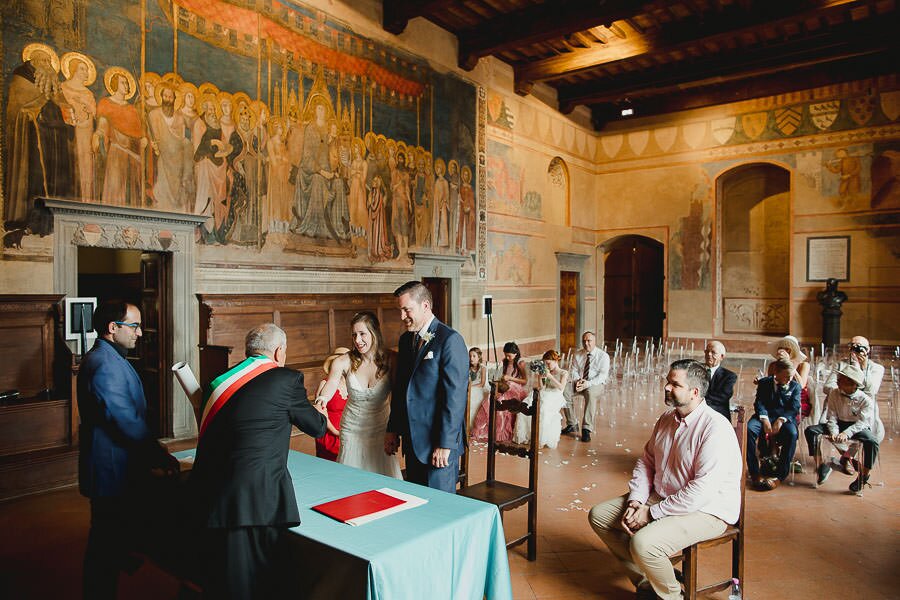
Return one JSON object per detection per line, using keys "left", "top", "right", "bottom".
{"left": 337, "top": 372, "right": 402, "bottom": 479}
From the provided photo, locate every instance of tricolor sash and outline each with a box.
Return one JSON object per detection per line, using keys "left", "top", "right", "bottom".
{"left": 199, "top": 355, "right": 277, "bottom": 438}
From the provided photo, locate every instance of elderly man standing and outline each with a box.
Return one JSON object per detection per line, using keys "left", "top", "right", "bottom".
{"left": 78, "top": 300, "right": 177, "bottom": 600}
{"left": 562, "top": 331, "right": 610, "bottom": 442}
{"left": 190, "top": 323, "right": 328, "bottom": 600}
{"left": 588, "top": 360, "right": 741, "bottom": 600}
{"left": 703, "top": 340, "right": 738, "bottom": 421}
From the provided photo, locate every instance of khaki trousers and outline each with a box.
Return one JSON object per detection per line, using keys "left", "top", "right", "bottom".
{"left": 563, "top": 383, "right": 602, "bottom": 431}
{"left": 588, "top": 494, "right": 727, "bottom": 600}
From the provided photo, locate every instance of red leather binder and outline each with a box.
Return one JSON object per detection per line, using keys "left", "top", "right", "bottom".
{"left": 312, "top": 489, "right": 406, "bottom": 524}
{"left": 312, "top": 487, "right": 428, "bottom": 526}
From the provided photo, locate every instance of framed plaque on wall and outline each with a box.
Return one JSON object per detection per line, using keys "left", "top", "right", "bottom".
{"left": 806, "top": 235, "right": 850, "bottom": 282}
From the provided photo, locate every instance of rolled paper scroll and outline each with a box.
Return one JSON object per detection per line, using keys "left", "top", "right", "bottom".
{"left": 172, "top": 361, "right": 202, "bottom": 426}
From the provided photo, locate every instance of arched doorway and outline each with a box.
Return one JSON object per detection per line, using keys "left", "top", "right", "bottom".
{"left": 603, "top": 235, "right": 664, "bottom": 341}
{"left": 719, "top": 164, "right": 790, "bottom": 334}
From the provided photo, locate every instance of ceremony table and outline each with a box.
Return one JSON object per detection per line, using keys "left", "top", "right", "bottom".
{"left": 177, "top": 450, "right": 513, "bottom": 600}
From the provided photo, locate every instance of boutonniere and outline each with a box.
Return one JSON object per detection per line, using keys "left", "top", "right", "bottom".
{"left": 420, "top": 331, "right": 435, "bottom": 344}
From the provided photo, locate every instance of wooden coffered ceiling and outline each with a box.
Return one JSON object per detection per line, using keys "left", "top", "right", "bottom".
{"left": 382, "top": 0, "right": 899, "bottom": 130}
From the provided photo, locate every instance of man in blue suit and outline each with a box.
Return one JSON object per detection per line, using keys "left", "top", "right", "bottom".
{"left": 78, "top": 300, "right": 176, "bottom": 599}
{"left": 747, "top": 358, "right": 801, "bottom": 491}
{"left": 386, "top": 281, "right": 468, "bottom": 493}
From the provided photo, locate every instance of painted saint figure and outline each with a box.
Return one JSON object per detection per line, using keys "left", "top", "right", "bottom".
{"left": 456, "top": 165, "right": 476, "bottom": 254}
{"left": 147, "top": 82, "right": 191, "bottom": 211}
{"left": 347, "top": 137, "right": 369, "bottom": 247}
{"left": 4, "top": 43, "right": 72, "bottom": 234}
{"left": 391, "top": 151, "right": 412, "bottom": 258}
{"left": 60, "top": 52, "right": 97, "bottom": 201}
{"left": 433, "top": 158, "right": 450, "bottom": 248}
{"left": 291, "top": 103, "right": 335, "bottom": 240}
{"left": 192, "top": 95, "right": 230, "bottom": 240}
{"left": 265, "top": 118, "right": 292, "bottom": 232}
{"left": 94, "top": 67, "right": 145, "bottom": 207}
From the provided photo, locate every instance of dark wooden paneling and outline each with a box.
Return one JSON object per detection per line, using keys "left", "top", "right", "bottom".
{"left": 0, "top": 400, "right": 69, "bottom": 456}
{"left": 197, "top": 293, "right": 404, "bottom": 395}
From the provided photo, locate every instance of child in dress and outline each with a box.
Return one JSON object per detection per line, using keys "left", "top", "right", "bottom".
{"left": 515, "top": 350, "right": 569, "bottom": 448}
{"left": 315, "top": 347, "right": 349, "bottom": 461}
{"left": 471, "top": 341, "right": 528, "bottom": 442}
{"left": 468, "top": 347, "right": 488, "bottom": 429}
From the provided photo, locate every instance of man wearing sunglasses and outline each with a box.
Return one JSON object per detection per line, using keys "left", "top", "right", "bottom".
{"left": 78, "top": 300, "right": 177, "bottom": 599}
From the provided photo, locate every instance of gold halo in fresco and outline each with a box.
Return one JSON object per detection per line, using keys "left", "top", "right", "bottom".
{"left": 22, "top": 43, "right": 60, "bottom": 73}
{"left": 103, "top": 66, "right": 137, "bottom": 99}
{"left": 60, "top": 52, "right": 96, "bottom": 86}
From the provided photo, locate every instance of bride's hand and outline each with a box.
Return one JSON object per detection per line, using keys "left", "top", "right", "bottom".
{"left": 384, "top": 432, "right": 400, "bottom": 455}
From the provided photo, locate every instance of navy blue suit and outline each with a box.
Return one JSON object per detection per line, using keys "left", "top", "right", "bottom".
{"left": 389, "top": 317, "right": 468, "bottom": 493}
{"left": 78, "top": 338, "right": 170, "bottom": 599}
{"left": 747, "top": 376, "right": 801, "bottom": 481}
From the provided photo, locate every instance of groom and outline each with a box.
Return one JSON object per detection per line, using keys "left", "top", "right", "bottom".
{"left": 386, "top": 280, "right": 468, "bottom": 493}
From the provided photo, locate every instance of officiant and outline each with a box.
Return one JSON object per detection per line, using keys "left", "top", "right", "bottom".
{"left": 188, "top": 323, "right": 327, "bottom": 600}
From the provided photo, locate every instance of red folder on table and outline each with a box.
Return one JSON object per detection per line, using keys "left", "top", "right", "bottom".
{"left": 312, "top": 487, "right": 427, "bottom": 526}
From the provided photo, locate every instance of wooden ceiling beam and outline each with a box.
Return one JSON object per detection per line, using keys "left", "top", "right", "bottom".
{"left": 587, "top": 51, "right": 897, "bottom": 129}
{"left": 557, "top": 21, "right": 894, "bottom": 112}
{"left": 515, "top": 0, "right": 868, "bottom": 89}
{"left": 457, "top": 0, "right": 643, "bottom": 71}
{"left": 383, "top": 0, "right": 454, "bottom": 35}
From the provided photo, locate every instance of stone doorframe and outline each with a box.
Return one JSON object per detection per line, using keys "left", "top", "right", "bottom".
{"left": 43, "top": 198, "right": 207, "bottom": 439}
{"left": 410, "top": 252, "right": 468, "bottom": 328}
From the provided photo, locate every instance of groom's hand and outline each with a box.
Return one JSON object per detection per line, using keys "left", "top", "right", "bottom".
{"left": 384, "top": 432, "right": 400, "bottom": 455}
{"left": 432, "top": 447, "right": 450, "bottom": 468}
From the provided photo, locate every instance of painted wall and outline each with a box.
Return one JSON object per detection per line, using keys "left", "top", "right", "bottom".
{"left": 2, "top": 0, "right": 898, "bottom": 354}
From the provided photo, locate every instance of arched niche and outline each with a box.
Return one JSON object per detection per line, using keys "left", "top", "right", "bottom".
{"left": 717, "top": 163, "right": 791, "bottom": 335}
{"left": 548, "top": 156, "right": 570, "bottom": 226}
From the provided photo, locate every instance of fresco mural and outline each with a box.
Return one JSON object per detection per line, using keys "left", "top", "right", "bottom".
{"left": 1, "top": 0, "right": 479, "bottom": 268}
{"left": 669, "top": 182, "right": 712, "bottom": 291}
{"left": 486, "top": 138, "right": 542, "bottom": 219}
{"left": 488, "top": 234, "right": 533, "bottom": 285}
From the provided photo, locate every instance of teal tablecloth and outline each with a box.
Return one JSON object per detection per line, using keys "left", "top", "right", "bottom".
{"left": 179, "top": 449, "right": 512, "bottom": 600}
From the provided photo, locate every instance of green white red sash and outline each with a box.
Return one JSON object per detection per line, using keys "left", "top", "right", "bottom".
{"left": 199, "top": 355, "right": 277, "bottom": 438}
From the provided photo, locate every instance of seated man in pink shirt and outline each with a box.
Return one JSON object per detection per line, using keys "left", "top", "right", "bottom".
{"left": 588, "top": 359, "right": 742, "bottom": 600}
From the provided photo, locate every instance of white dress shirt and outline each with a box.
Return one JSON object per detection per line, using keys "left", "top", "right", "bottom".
{"left": 568, "top": 347, "right": 610, "bottom": 388}
{"left": 628, "top": 400, "right": 742, "bottom": 524}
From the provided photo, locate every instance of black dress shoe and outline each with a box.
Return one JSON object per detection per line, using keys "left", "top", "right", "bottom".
{"left": 581, "top": 429, "right": 591, "bottom": 442}
{"left": 561, "top": 424, "right": 577, "bottom": 436}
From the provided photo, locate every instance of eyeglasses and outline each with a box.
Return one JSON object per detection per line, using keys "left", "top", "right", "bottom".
{"left": 114, "top": 321, "right": 142, "bottom": 329}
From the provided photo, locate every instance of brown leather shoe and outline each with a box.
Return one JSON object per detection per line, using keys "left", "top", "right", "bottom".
{"left": 760, "top": 477, "right": 780, "bottom": 491}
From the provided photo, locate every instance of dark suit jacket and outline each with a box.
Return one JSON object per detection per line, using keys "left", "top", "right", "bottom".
{"left": 78, "top": 339, "right": 164, "bottom": 498}
{"left": 753, "top": 376, "right": 801, "bottom": 424}
{"left": 189, "top": 367, "right": 327, "bottom": 529}
{"left": 706, "top": 366, "right": 737, "bottom": 421}
{"left": 388, "top": 318, "right": 468, "bottom": 465}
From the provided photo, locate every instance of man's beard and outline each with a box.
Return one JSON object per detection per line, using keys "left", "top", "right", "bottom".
{"left": 161, "top": 101, "right": 175, "bottom": 117}
{"left": 664, "top": 393, "right": 686, "bottom": 408}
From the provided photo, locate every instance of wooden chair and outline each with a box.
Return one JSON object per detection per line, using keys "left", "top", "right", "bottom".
{"left": 457, "top": 380, "right": 471, "bottom": 489}
{"left": 671, "top": 406, "right": 747, "bottom": 599}
{"left": 459, "top": 382, "right": 540, "bottom": 560}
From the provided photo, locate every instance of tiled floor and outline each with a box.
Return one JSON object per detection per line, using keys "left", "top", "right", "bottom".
{"left": 1, "top": 361, "right": 898, "bottom": 599}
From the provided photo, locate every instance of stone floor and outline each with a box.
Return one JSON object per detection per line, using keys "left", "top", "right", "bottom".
{"left": 1, "top": 358, "right": 898, "bottom": 599}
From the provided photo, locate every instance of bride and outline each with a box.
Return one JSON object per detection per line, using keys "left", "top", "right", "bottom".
{"left": 317, "top": 311, "right": 402, "bottom": 478}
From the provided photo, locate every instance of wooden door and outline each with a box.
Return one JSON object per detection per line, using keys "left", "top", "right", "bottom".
{"left": 138, "top": 252, "right": 172, "bottom": 438}
{"left": 559, "top": 271, "right": 578, "bottom": 355}
{"left": 604, "top": 237, "right": 664, "bottom": 341}
{"left": 423, "top": 277, "right": 450, "bottom": 326}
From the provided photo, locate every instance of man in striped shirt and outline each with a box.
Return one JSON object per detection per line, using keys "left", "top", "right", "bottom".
{"left": 589, "top": 359, "right": 742, "bottom": 600}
